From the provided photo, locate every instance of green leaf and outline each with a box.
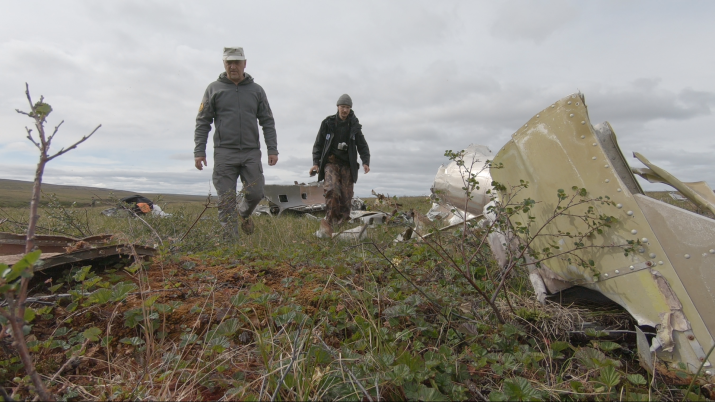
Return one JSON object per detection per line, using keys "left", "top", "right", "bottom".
{"left": 72, "top": 266, "right": 92, "bottom": 282}
{"left": 54, "top": 327, "right": 70, "bottom": 337}
{"left": 627, "top": 373, "right": 647, "bottom": 385}
{"left": 120, "top": 337, "right": 144, "bottom": 346}
{"left": 574, "top": 347, "right": 608, "bottom": 369}
{"left": 123, "top": 309, "right": 144, "bottom": 328}
{"left": 24, "top": 308, "right": 36, "bottom": 323}
{"left": 82, "top": 327, "right": 102, "bottom": 342}
{"left": 3, "top": 250, "right": 41, "bottom": 282}
{"left": 391, "top": 364, "right": 411, "bottom": 383}
{"left": 598, "top": 366, "right": 621, "bottom": 388}
{"left": 596, "top": 341, "right": 621, "bottom": 352}
{"left": 550, "top": 341, "right": 572, "bottom": 353}
{"left": 207, "top": 335, "right": 230, "bottom": 353}
{"left": 86, "top": 288, "right": 113, "bottom": 305}
{"left": 502, "top": 377, "right": 542, "bottom": 401}
{"left": 179, "top": 332, "right": 199, "bottom": 347}
{"left": 383, "top": 303, "right": 416, "bottom": 318}
{"left": 49, "top": 283, "right": 63, "bottom": 293}
{"left": 66, "top": 301, "right": 78, "bottom": 312}
{"left": 418, "top": 385, "right": 449, "bottom": 402}
{"left": 584, "top": 328, "right": 608, "bottom": 338}
{"left": 213, "top": 318, "right": 241, "bottom": 337}
{"left": 308, "top": 345, "right": 332, "bottom": 365}
{"left": 100, "top": 336, "right": 113, "bottom": 347}
{"left": 248, "top": 282, "right": 270, "bottom": 299}
{"left": 502, "top": 323, "right": 525, "bottom": 337}
{"left": 143, "top": 295, "right": 160, "bottom": 308}
{"left": 111, "top": 282, "right": 137, "bottom": 302}
{"left": 154, "top": 303, "right": 174, "bottom": 314}
{"left": 33, "top": 101, "right": 53, "bottom": 118}
{"left": 230, "top": 293, "right": 249, "bottom": 307}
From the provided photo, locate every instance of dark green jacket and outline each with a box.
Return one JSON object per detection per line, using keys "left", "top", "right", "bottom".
{"left": 194, "top": 72, "right": 278, "bottom": 157}
{"left": 312, "top": 110, "right": 370, "bottom": 183}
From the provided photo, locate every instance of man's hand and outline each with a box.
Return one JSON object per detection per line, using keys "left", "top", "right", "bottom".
{"left": 268, "top": 155, "right": 278, "bottom": 166}
{"left": 363, "top": 164, "right": 370, "bottom": 174}
{"left": 309, "top": 165, "right": 319, "bottom": 176}
{"left": 195, "top": 157, "right": 207, "bottom": 170}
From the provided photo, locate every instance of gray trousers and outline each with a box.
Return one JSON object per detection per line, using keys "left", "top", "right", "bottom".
{"left": 213, "top": 148, "right": 265, "bottom": 235}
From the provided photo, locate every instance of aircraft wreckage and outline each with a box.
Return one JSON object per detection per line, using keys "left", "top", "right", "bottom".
{"left": 429, "top": 93, "right": 715, "bottom": 376}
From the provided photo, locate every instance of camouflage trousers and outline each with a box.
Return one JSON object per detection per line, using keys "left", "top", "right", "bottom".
{"left": 323, "top": 156, "right": 354, "bottom": 228}
{"left": 213, "top": 148, "right": 265, "bottom": 239}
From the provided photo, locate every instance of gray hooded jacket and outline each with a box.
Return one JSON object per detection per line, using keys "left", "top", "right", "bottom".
{"left": 194, "top": 72, "right": 278, "bottom": 157}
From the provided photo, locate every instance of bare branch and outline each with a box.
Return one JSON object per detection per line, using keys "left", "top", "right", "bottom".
{"left": 46, "top": 124, "right": 101, "bottom": 161}
{"left": 24, "top": 82, "right": 34, "bottom": 111}
{"left": 46, "top": 120, "right": 65, "bottom": 142}
{"left": 16, "top": 109, "right": 31, "bottom": 116}
{"left": 25, "top": 127, "right": 41, "bottom": 149}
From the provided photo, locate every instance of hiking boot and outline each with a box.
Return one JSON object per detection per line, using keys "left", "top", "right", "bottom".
{"left": 240, "top": 216, "right": 255, "bottom": 235}
{"left": 315, "top": 219, "right": 332, "bottom": 239}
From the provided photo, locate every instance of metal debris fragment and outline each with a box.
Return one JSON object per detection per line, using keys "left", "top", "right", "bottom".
{"left": 432, "top": 92, "right": 715, "bottom": 375}
{"left": 0, "top": 232, "right": 155, "bottom": 272}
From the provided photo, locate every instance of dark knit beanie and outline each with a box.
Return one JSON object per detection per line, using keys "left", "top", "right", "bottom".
{"left": 336, "top": 94, "right": 352, "bottom": 107}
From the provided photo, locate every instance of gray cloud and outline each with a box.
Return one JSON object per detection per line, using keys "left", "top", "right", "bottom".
{"left": 490, "top": 0, "right": 578, "bottom": 44}
{"left": 1, "top": 1, "right": 714, "bottom": 198}
{"left": 587, "top": 79, "right": 715, "bottom": 124}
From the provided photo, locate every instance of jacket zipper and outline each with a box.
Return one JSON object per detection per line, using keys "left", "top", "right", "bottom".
{"left": 236, "top": 84, "right": 241, "bottom": 149}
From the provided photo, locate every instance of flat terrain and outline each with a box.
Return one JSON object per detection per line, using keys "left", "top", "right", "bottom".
{"left": 0, "top": 179, "right": 207, "bottom": 207}
{"left": 1, "top": 183, "right": 712, "bottom": 400}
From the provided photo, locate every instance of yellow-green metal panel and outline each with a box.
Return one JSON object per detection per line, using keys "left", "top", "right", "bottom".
{"left": 491, "top": 93, "right": 714, "bottom": 374}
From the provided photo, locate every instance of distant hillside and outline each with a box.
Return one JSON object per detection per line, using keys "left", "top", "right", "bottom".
{"left": 0, "top": 179, "right": 207, "bottom": 207}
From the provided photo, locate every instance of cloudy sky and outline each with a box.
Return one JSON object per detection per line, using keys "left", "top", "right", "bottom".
{"left": 1, "top": 1, "right": 714, "bottom": 197}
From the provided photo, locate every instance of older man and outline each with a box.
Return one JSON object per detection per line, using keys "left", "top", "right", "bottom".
{"left": 194, "top": 47, "right": 278, "bottom": 241}
{"left": 311, "top": 94, "right": 370, "bottom": 238}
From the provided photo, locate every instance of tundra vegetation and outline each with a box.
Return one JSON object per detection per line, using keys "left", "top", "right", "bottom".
{"left": 1, "top": 91, "right": 713, "bottom": 401}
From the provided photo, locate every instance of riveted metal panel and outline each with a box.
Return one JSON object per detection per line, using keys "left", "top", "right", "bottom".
{"left": 491, "top": 93, "right": 714, "bottom": 373}
{"left": 635, "top": 194, "right": 715, "bottom": 342}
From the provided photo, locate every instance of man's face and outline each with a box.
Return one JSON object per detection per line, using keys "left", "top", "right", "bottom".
{"left": 224, "top": 59, "right": 246, "bottom": 81}
{"left": 338, "top": 105, "right": 351, "bottom": 120}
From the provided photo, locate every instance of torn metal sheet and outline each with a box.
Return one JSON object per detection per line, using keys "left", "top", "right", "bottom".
{"left": 0, "top": 232, "right": 112, "bottom": 256}
{"left": 263, "top": 182, "right": 326, "bottom": 215}
{"left": 426, "top": 202, "right": 454, "bottom": 221}
{"left": 431, "top": 144, "right": 494, "bottom": 217}
{"left": 349, "top": 211, "right": 388, "bottom": 227}
{"left": 303, "top": 213, "right": 321, "bottom": 221}
{"left": 632, "top": 153, "right": 715, "bottom": 216}
{"left": 1, "top": 243, "right": 155, "bottom": 272}
{"left": 636, "top": 326, "right": 655, "bottom": 373}
{"left": 252, "top": 205, "right": 273, "bottom": 216}
{"left": 668, "top": 192, "right": 687, "bottom": 201}
{"left": 332, "top": 224, "right": 368, "bottom": 241}
{"left": 394, "top": 214, "right": 483, "bottom": 243}
{"left": 262, "top": 182, "right": 365, "bottom": 216}
{"left": 488, "top": 92, "right": 715, "bottom": 375}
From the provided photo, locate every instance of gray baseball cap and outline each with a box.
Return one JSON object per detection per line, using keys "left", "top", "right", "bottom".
{"left": 223, "top": 47, "right": 246, "bottom": 61}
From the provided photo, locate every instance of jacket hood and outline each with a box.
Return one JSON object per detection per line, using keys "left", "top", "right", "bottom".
{"left": 217, "top": 72, "right": 255, "bottom": 85}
